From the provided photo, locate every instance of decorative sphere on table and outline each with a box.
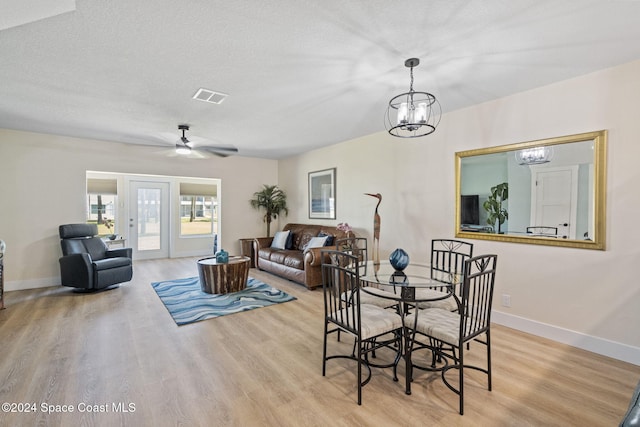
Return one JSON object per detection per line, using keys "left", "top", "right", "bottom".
{"left": 389, "top": 248, "right": 409, "bottom": 271}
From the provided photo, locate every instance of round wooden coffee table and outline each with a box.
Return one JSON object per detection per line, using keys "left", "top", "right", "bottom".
{"left": 197, "top": 256, "right": 250, "bottom": 294}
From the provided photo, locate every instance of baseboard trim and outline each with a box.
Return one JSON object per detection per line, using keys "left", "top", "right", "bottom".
{"left": 5, "top": 276, "right": 60, "bottom": 292}
{"left": 492, "top": 310, "right": 640, "bottom": 366}
{"left": 5, "top": 252, "right": 211, "bottom": 291}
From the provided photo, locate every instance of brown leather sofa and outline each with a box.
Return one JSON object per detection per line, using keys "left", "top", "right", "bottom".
{"left": 253, "top": 223, "right": 351, "bottom": 290}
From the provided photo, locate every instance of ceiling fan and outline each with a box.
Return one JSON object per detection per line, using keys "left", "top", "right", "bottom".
{"left": 174, "top": 124, "right": 238, "bottom": 157}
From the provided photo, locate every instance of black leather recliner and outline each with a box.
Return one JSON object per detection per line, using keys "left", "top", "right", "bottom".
{"left": 621, "top": 379, "right": 640, "bottom": 427}
{"left": 58, "top": 224, "right": 133, "bottom": 291}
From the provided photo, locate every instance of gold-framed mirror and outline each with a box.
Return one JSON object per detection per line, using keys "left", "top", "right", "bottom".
{"left": 455, "top": 130, "right": 607, "bottom": 250}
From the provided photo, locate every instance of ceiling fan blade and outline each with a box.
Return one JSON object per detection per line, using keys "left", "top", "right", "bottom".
{"left": 200, "top": 145, "right": 238, "bottom": 153}
{"left": 134, "top": 126, "right": 235, "bottom": 158}
{"left": 198, "top": 145, "right": 239, "bottom": 157}
{"left": 199, "top": 148, "right": 232, "bottom": 157}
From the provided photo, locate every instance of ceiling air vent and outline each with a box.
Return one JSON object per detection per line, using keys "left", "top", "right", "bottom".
{"left": 192, "top": 88, "right": 228, "bottom": 105}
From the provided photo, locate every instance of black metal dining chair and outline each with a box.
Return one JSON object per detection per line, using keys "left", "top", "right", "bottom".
{"left": 414, "top": 239, "right": 474, "bottom": 311}
{"left": 526, "top": 226, "right": 558, "bottom": 236}
{"left": 406, "top": 254, "right": 498, "bottom": 415}
{"left": 321, "top": 250, "right": 403, "bottom": 405}
{"left": 334, "top": 237, "right": 368, "bottom": 273}
{"left": 335, "top": 237, "right": 397, "bottom": 309}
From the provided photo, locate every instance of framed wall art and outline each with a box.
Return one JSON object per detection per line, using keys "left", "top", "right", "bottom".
{"left": 308, "top": 168, "right": 336, "bottom": 219}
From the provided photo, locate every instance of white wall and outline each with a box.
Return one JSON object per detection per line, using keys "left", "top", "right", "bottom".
{"left": 2, "top": 59, "right": 639, "bottom": 364}
{"left": 279, "top": 59, "right": 640, "bottom": 365}
{"left": 0, "top": 129, "right": 278, "bottom": 289}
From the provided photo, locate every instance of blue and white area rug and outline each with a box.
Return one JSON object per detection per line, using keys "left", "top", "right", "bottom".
{"left": 151, "top": 277, "right": 297, "bottom": 326}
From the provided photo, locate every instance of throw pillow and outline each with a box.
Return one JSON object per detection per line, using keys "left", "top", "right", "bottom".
{"left": 271, "top": 230, "right": 290, "bottom": 250}
{"left": 303, "top": 235, "right": 328, "bottom": 251}
{"left": 285, "top": 232, "right": 295, "bottom": 249}
{"left": 317, "top": 231, "right": 334, "bottom": 246}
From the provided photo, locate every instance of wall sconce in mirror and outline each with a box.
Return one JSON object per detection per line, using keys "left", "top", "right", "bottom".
{"left": 455, "top": 130, "right": 607, "bottom": 250}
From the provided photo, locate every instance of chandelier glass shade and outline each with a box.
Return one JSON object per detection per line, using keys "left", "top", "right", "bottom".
{"left": 385, "top": 58, "right": 441, "bottom": 138}
{"left": 515, "top": 146, "right": 553, "bottom": 165}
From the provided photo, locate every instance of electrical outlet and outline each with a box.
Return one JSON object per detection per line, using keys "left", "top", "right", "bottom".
{"left": 502, "top": 294, "right": 511, "bottom": 307}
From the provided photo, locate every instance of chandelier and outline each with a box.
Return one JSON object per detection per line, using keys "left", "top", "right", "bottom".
{"left": 385, "top": 58, "right": 441, "bottom": 138}
{"left": 515, "top": 146, "right": 553, "bottom": 165}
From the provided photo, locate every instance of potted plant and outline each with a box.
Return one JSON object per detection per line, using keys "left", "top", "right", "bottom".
{"left": 482, "top": 182, "right": 508, "bottom": 234}
{"left": 103, "top": 217, "right": 117, "bottom": 240}
{"left": 249, "top": 185, "right": 289, "bottom": 237}
{"left": 336, "top": 222, "right": 354, "bottom": 250}
{"left": 336, "top": 222, "right": 353, "bottom": 238}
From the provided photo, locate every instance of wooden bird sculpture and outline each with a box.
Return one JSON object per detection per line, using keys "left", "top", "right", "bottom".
{"left": 365, "top": 193, "right": 382, "bottom": 265}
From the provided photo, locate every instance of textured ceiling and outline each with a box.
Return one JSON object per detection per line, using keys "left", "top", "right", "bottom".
{"left": 2, "top": 1, "right": 640, "bottom": 159}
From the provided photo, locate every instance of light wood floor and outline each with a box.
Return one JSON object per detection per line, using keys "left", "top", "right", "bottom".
{"left": 1, "top": 257, "right": 638, "bottom": 427}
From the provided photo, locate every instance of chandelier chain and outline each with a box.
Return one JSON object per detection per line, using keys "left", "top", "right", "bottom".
{"left": 409, "top": 66, "right": 414, "bottom": 92}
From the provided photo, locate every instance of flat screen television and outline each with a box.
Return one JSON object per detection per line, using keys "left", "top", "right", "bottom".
{"left": 460, "top": 195, "right": 480, "bottom": 225}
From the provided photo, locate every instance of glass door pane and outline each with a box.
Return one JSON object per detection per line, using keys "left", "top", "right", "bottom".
{"left": 137, "top": 188, "right": 161, "bottom": 251}
{"left": 129, "top": 180, "right": 169, "bottom": 260}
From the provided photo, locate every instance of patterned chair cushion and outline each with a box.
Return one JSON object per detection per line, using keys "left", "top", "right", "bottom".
{"left": 358, "top": 287, "right": 398, "bottom": 309}
{"left": 405, "top": 308, "right": 460, "bottom": 345}
{"left": 415, "top": 288, "right": 458, "bottom": 311}
{"left": 330, "top": 304, "right": 403, "bottom": 340}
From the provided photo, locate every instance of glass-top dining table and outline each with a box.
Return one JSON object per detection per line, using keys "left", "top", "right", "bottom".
{"left": 359, "top": 260, "right": 459, "bottom": 395}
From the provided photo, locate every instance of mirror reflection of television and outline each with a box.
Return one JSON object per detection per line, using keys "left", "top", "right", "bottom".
{"left": 460, "top": 195, "right": 479, "bottom": 225}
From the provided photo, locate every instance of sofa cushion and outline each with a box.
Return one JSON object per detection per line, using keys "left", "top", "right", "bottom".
{"left": 271, "top": 230, "right": 290, "bottom": 249}
{"left": 283, "top": 252, "right": 304, "bottom": 270}
{"left": 269, "top": 250, "right": 288, "bottom": 264}
{"left": 258, "top": 247, "right": 275, "bottom": 260}
{"left": 318, "top": 231, "right": 334, "bottom": 246}
{"left": 285, "top": 232, "right": 294, "bottom": 249}
{"left": 93, "top": 257, "right": 131, "bottom": 271}
{"left": 290, "top": 232, "right": 304, "bottom": 251}
{"left": 260, "top": 249, "right": 304, "bottom": 270}
{"left": 297, "top": 232, "right": 317, "bottom": 251}
{"left": 303, "top": 236, "right": 328, "bottom": 250}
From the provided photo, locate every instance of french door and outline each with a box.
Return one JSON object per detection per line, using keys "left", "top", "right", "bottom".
{"left": 129, "top": 181, "right": 170, "bottom": 260}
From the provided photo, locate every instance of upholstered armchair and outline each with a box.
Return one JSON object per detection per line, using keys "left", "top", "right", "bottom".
{"left": 58, "top": 224, "right": 133, "bottom": 291}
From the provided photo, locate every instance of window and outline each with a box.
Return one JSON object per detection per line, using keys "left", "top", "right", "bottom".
{"left": 179, "top": 183, "right": 217, "bottom": 236}
{"left": 86, "top": 177, "right": 118, "bottom": 236}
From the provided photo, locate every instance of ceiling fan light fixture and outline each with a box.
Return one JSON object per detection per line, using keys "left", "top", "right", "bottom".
{"left": 170, "top": 123, "right": 238, "bottom": 157}
{"left": 385, "top": 58, "right": 441, "bottom": 138}
{"left": 176, "top": 124, "right": 193, "bottom": 154}
{"left": 176, "top": 144, "right": 191, "bottom": 155}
